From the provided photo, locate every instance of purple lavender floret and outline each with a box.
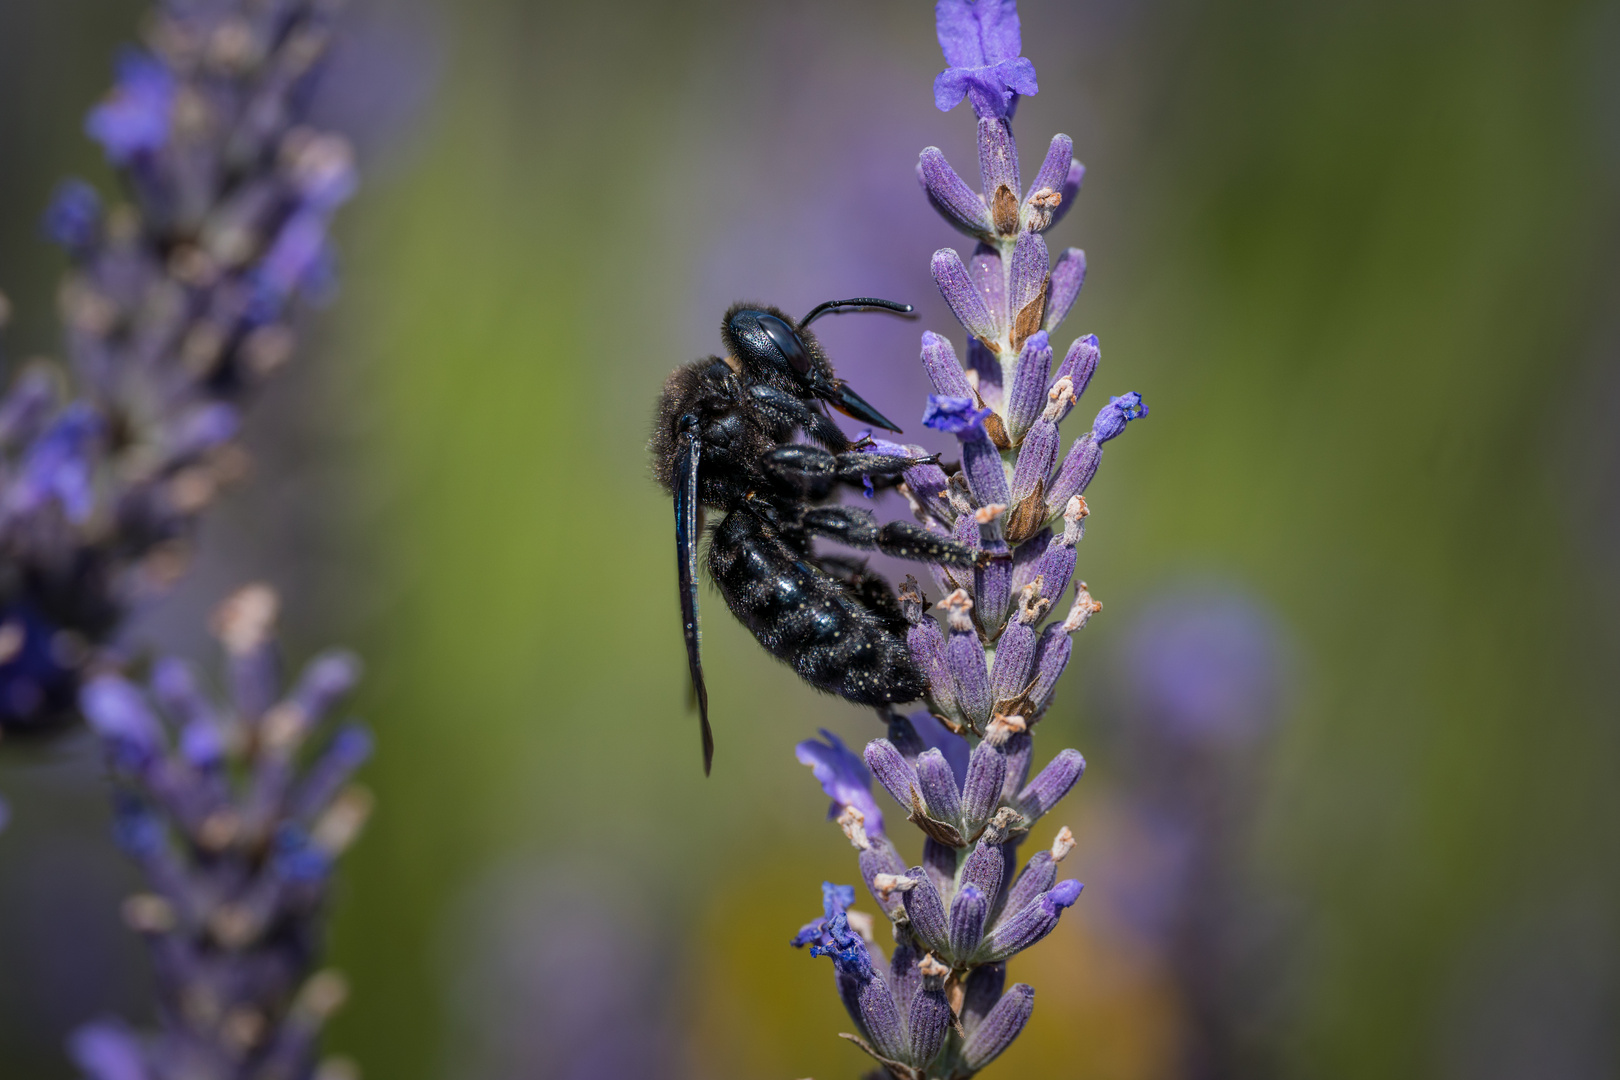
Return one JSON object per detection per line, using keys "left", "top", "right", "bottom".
{"left": 793, "top": 1, "right": 1152, "bottom": 1073}
{"left": 933, "top": 0, "right": 1039, "bottom": 120}
{"left": 75, "top": 585, "right": 368, "bottom": 1080}
{"left": 0, "top": 0, "right": 355, "bottom": 733}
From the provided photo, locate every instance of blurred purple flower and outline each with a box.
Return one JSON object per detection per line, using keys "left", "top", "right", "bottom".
{"left": 85, "top": 50, "right": 174, "bottom": 163}
{"left": 933, "top": 0, "right": 1039, "bottom": 119}
{"left": 922, "top": 393, "right": 992, "bottom": 435}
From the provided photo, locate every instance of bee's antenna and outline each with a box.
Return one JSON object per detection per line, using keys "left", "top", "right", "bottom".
{"left": 799, "top": 297, "right": 916, "bottom": 329}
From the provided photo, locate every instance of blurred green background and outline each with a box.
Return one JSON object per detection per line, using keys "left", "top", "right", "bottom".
{"left": 2, "top": 0, "right": 1618, "bottom": 1077}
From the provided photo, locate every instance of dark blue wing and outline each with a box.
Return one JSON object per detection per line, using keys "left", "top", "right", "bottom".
{"left": 674, "top": 425, "right": 714, "bottom": 774}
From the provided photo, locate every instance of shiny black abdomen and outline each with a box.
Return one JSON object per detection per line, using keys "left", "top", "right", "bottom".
{"left": 707, "top": 509, "right": 925, "bottom": 705}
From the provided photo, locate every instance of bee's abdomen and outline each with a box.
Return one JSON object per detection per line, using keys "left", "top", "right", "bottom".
{"left": 709, "top": 510, "right": 924, "bottom": 705}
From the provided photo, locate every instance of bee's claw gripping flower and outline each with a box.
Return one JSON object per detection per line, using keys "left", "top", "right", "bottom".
{"left": 795, "top": 0, "right": 1149, "bottom": 1072}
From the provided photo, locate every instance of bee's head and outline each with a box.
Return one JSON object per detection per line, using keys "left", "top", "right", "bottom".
{"left": 722, "top": 305, "right": 826, "bottom": 388}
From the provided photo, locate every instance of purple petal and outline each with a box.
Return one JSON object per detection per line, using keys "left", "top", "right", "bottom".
{"left": 936, "top": 0, "right": 1025, "bottom": 67}
{"left": 43, "top": 180, "right": 102, "bottom": 253}
{"left": 12, "top": 404, "right": 101, "bottom": 523}
{"left": 961, "top": 983, "right": 1036, "bottom": 1069}
{"left": 797, "top": 729, "right": 885, "bottom": 835}
{"left": 1045, "top": 249, "right": 1087, "bottom": 333}
{"left": 932, "top": 248, "right": 1000, "bottom": 343}
{"left": 923, "top": 394, "right": 992, "bottom": 437}
{"left": 918, "top": 148, "right": 993, "bottom": 236}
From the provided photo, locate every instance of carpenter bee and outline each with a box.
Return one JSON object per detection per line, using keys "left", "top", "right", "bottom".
{"left": 652, "top": 297, "right": 983, "bottom": 773}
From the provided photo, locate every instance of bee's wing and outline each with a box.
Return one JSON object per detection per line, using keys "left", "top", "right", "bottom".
{"left": 674, "top": 427, "right": 715, "bottom": 774}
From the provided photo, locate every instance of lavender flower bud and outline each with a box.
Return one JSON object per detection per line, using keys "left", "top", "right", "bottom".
{"left": 990, "top": 587, "right": 1046, "bottom": 706}
{"left": 1003, "top": 851, "right": 1058, "bottom": 918}
{"left": 909, "top": 982, "right": 952, "bottom": 1069}
{"left": 1093, "top": 391, "right": 1149, "bottom": 443}
{"left": 901, "top": 457, "right": 955, "bottom": 527}
{"left": 932, "top": 248, "right": 1000, "bottom": 345}
{"left": 942, "top": 591, "right": 992, "bottom": 729}
{"left": 972, "top": 524, "right": 1012, "bottom": 634}
{"left": 918, "top": 148, "right": 994, "bottom": 237}
{"left": 1024, "top": 132, "right": 1076, "bottom": 229}
{"left": 978, "top": 117, "right": 1022, "bottom": 234}
{"left": 900, "top": 866, "right": 951, "bottom": 955}
{"left": 1010, "top": 416, "right": 1059, "bottom": 507}
{"left": 959, "top": 424, "right": 1010, "bottom": 508}
{"left": 1045, "top": 433, "right": 1101, "bottom": 515}
{"left": 920, "top": 330, "right": 974, "bottom": 399}
{"left": 981, "top": 881, "right": 1083, "bottom": 961}
{"left": 1045, "top": 247, "right": 1087, "bottom": 331}
{"left": 950, "top": 882, "right": 990, "bottom": 957}
{"left": 1028, "top": 622, "right": 1072, "bottom": 716}
{"left": 961, "top": 737, "right": 1009, "bottom": 835}
{"left": 1017, "top": 748, "right": 1086, "bottom": 821}
{"left": 1055, "top": 333, "right": 1100, "bottom": 400}
{"left": 1007, "top": 231, "right": 1050, "bottom": 350}
{"left": 44, "top": 179, "right": 103, "bottom": 254}
{"left": 864, "top": 738, "right": 923, "bottom": 815}
{"left": 906, "top": 613, "right": 959, "bottom": 724}
{"left": 968, "top": 244, "right": 1008, "bottom": 342}
{"left": 853, "top": 968, "right": 908, "bottom": 1063}
{"left": 888, "top": 937, "right": 925, "bottom": 1019}
{"left": 1004, "top": 330, "right": 1052, "bottom": 445}
{"left": 961, "top": 838, "right": 1007, "bottom": 904}
{"left": 915, "top": 749, "right": 964, "bottom": 826}
{"left": 860, "top": 836, "right": 911, "bottom": 919}
{"left": 1032, "top": 496, "right": 1086, "bottom": 605}
{"left": 960, "top": 983, "right": 1037, "bottom": 1069}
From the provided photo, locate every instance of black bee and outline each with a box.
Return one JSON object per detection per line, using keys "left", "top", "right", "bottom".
{"left": 652, "top": 297, "right": 983, "bottom": 772}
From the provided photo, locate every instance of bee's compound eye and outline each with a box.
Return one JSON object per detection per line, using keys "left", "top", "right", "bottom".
{"left": 755, "top": 313, "right": 813, "bottom": 376}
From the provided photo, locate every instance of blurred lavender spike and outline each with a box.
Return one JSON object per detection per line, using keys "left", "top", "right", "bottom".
{"left": 792, "top": 0, "right": 1154, "bottom": 1073}
{"left": 0, "top": 0, "right": 356, "bottom": 735}
{"left": 76, "top": 585, "right": 369, "bottom": 1080}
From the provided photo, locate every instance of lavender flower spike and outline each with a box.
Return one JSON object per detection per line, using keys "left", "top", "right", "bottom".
{"left": 794, "top": 1, "right": 1155, "bottom": 1071}
{"left": 78, "top": 586, "right": 370, "bottom": 1080}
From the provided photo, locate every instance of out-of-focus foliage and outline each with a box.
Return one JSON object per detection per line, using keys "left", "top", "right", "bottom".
{"left": 1, "top": 0, "right": 1616, "bottom": 1078}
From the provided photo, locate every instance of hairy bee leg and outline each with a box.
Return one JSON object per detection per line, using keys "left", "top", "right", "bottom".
{"left": 764, "top": 444, "right": 922, "bottom": 481}
{"left": 800, "top": 505, "right": 984, "bottom": 568}
{"left": 747, "top": 384, "right": 853, "bottom": 452}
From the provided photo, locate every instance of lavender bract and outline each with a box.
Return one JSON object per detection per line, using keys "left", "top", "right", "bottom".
{"left": 73, "top": 586, "right": 367, "bottom": 1080}
{"left": 0, "top": 0, "right": 355, "bottom": 734}
{"left": 795, "top": 2, "right": 1150, "bottom": 1074}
